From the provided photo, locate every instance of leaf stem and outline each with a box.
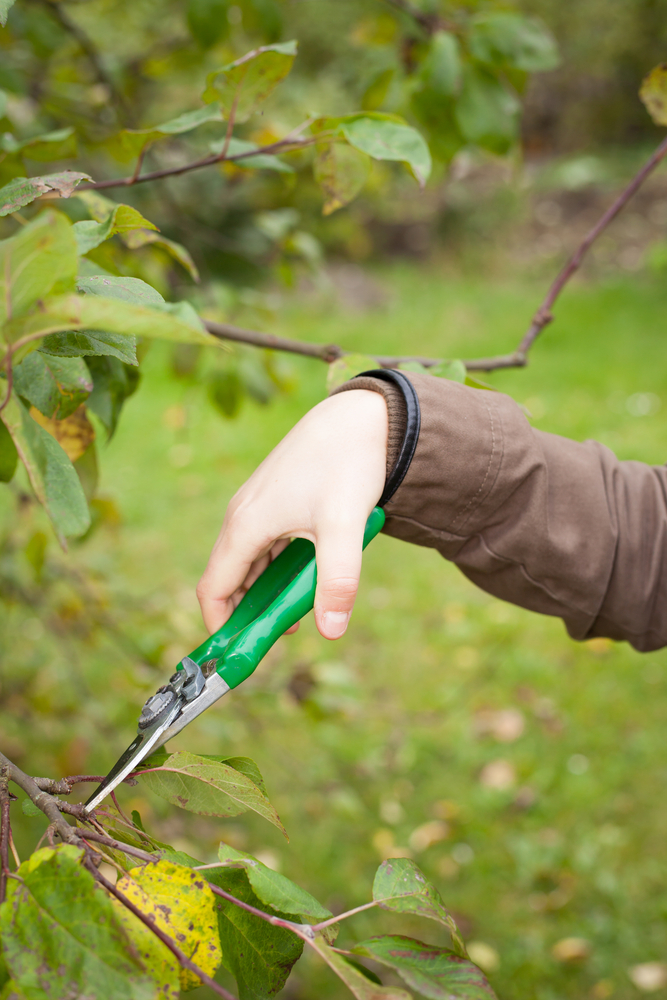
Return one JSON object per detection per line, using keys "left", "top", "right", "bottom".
{"left": 207, "top": 882, "right": 315, "bottom": 941}
{"left": 311, "top": 900, "right": 378, "bottom": 931}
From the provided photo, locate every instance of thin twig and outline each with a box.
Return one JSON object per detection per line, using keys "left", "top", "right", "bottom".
{"left": 218, "top": 92, "right": 239, "bottom": 162}
{"left": 515, "top": 131, "right": 667, "bottom": 362}
{"left": 0, "top": 765, "right": 11, "bottom": 904}
{"left": 208, "top": 882, "right": 314, "bottom": 941}
{"left": 78, "top": 135, "right": 313, "bottom": 192}
{"left": 9, "top": 827, "right": 20, "bottom": 868}
{"left": 82, "top": 829, "right": 156, "bottom": 864}
{"left": 0, "top": 345, "right": 13, "bottom": 415}
{"left": 92, "top": 864, "right": 238, "bottom": 1000}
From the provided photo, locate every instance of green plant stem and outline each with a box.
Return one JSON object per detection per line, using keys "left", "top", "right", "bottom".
{"left": 311, "top": 900, "right": 377, "bottom": 932}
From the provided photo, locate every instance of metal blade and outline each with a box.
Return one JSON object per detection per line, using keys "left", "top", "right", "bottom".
{"left": 152, "top": 672, "right": 230, "bottom": 750}
{"left": 83, "top": 702, "right": 181, "bottom": 814}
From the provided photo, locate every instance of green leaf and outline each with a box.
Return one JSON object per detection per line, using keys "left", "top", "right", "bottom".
{"left": 0, "top": 171, "right": 91, "bottom": 217}
{"left": 86, "top": 355, "right": 140, "bottom": 437}
{"left": 0, "top": 210, "right": 77, "bottom": 325}
{"left": 418, "top": 32, "right": 461, "bottom": 96}
{"left": 120, "top": 229, "right": 200, "bottom": 282}
{"left": 641, "top": 63, "right": 667, "bottom": 127}
{"left": 0, "top": 418, "right": 18, "bottom": 482}
{"left": 430, "top": 359, "right": 466, "bottom": 383}
{"left": 326, "top": 353, "right": 378, "bottom": 392}
{"left": 73, "top": 205, "right": 158, "bottom": 255}
{"left": 208, "top": 368, "right": 244, "bottom": 418}
{"left": 337, "top": 115, "right": 432, "bottom": 186}
{"left": 141, "top": 752, "right": 268, "bottom": 794}
{"left": 353, "top": 936, "right": 498, "bottom": 1000}
{"left": 397, "top": 361, "right": 429, "bottom": 374}
{"left": 0, "top": 0, "right": 16, "bottom": 26}
{"left": 469, "top": 13, "right": 559, "bottom": 73}
{"left": 217, "top": 843, "right": 333, "bottom": 923}
{"left": 137, "top": 750, "right": 287, "bottom": 835}
{"left": 0, "top": 394, "right": 90, "bottom": 545}
{"left": 108, "top": 104, "right": 224, "bottom": 161}
{"left": 362, "top": 68, "right": 395, "bottom": 112}
{"left": 76, "top": 274, "right": 165, "bottom": 307}
{"left": 5, "top": 292, "right": 216, "bottom": 348}
{"left": 0, "top": 844, "right": 155, "bottom": 1000}
{"left": 187, "top": 0, "right": 230, "bottom": 48}
{"left": 202, "top": 41, "right": 298, "bottom": 122}
{"left": 20, "top": 798, "right": 41, "bottom": 817}
{"left": 40, "top": 330, "right": 138, "bottom": 366}
{"left": 307, "top": 938, "right": 411, "bottom": 1000}
{"left": 13, "top": 353, "right": 92, "bottom": 419}
{"left": 314, "top": 141, "right": 370, "bottom": 215}
{"left": 206, "top": 866, "right": 304, "bottom": 1000}
{"left": 0, "top": 127, "right": 77, "bottom": 162}
{"left": 373, "top": 858, "right": 467, "bottom": 957}
{"left": 211, "top": 136, "right": 295, "bottom": 173}
{"left": 454, "top": 64, "right": 520, "bottom": 154}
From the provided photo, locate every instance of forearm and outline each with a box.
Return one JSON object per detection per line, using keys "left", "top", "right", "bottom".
{"left": 335, "top": 372, "right": 667, "bottom": 652}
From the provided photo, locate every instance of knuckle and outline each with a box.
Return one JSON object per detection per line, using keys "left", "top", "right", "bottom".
{"left": 319, "top": 576, "right": 359, "bottom": 600}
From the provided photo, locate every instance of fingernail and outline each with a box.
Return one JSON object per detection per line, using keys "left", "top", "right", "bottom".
{"left": 322, "top": 611, "right": 350, "bottom": 638}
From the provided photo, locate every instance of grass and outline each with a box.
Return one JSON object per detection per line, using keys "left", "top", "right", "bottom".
{"left": 3, "top": 260, "right": 667, "bottom": 999}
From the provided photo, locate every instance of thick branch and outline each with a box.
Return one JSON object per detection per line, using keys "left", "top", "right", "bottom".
{"left": 516, "top": 131, "right": 667, "bottom": 361}
{"left": 0, "top": 767, "right": 11, "bottom": 903}
{"left": 0, "top": 750, "right": 79, "bottom": 844}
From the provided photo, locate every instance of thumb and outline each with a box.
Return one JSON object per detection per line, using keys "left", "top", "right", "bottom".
{"left": 313, "top": 524, "right": 364, "bottom": 640}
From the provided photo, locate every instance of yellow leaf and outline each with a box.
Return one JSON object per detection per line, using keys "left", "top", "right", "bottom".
{"left": 110, "top": 897, "right": 180, "bottom": 999}
{"left": 640, "top": 63, "right": 667, "bottom": 126}
{"left": 30, "top": 404, "right": 95, "bottom": 462}
{"left": 116, "top": 860, "right": 222, "bottom": 991}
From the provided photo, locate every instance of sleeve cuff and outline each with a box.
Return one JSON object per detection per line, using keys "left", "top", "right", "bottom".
{"left": 329, "top": 376, "right": 408, "bottom": 478}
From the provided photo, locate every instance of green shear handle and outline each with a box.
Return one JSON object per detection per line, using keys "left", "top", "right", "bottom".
{"left": 188, "top": 506, "right": 386, "bottom": 691}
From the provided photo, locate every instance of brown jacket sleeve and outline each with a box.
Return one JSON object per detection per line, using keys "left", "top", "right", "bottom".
{"left": 334, "top": 372, "right": 667, "bottom": 652}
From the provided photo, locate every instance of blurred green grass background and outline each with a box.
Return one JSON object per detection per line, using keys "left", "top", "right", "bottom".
{"left": 4, "top": 261, "right": 667, "bottom": 999}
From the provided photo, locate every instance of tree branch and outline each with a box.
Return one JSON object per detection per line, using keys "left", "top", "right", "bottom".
{"left": 0, "top": 750, "right": 79, "bottom": 844}
{"left": 207, "top": 881, "right": 314, "bottom": 940}
{"left": 0, "top": 766, "right": 11, "bottom": 903}
{"left": 39, "top": 0, "right": 130, "bottom": 120}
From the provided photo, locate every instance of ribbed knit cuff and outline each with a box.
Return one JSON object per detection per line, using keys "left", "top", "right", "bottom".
{"left": 329, "top": 376, "right": 408, "bottom": 478}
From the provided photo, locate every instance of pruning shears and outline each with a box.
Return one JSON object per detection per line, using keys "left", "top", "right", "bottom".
{"left": 84, "top": 506, "right": 385, "bottom": 814}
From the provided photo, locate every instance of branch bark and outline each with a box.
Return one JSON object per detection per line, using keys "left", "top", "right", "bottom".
{"left": 0, "top": 750, "right": 79, "bottom": 845}
{"left": 0, "top": 766, "right": 11, "bottom": 903}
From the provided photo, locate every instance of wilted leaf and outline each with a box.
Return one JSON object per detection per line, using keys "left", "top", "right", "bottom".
{"left": 0, "top": 171, "right": 90, "bottom": 216}
{"left": 0, "top": 210, "right": 77, "bottom": 325}
{"left": 13, "top": 352, "right": 92, "bottom": 419}
{"left": 217, "top": 843, "right": 332, "bottom": 923}
{"left": 5, "top": 292, "right": 216, "bottom": 347}
{"left": 0, "top": 0, "right": 16, "bottom": 26}
{"left": 0, "top": 844, "right": 155, "bottom": 1000}
{"left": 207, "top": 865, "right": 304, "bottom": 1000}
{"left": 469, "top": 13, "right": 559, "bottom": 72}
{"left": 418, "top": 32, "right": 462, "bottom": 96}
{"left": 117, "top": 860, "right": 222, "bottom": 991}
{"left": 338, "top": 115, "right": 432, "bottom": 186}
{"left": 0, "top": 417, "right": 18, "bottom": 482}
{"left": 212, "top": 135, "right": 294, "bottom": 172}
{"left": 640, "top": 64, "right": 667, "bottom": 126}
{"left": 0, "top": 393, "right": 90, "bottom": 544}
{"left": 308, "top": 938, "right": 411, "bottom": 1000}
{"left": 86, "top": 355, "right": 140, "bottom": 436}
{"left": 108, "top": 104, "right": 224, "bottom": 161}
{"left": 30, "top": 404, "right": 95, "bottom": 463}
{"left": 314, "top": 141, "right": 370, "bottom": 214}
{"left": 0, "top": 126, "right": 77, "bottom": 162}
{"left": 353, "top": 936, "right": 498, "bottom": 1000}
{"left": 73, "top": 204, "right": 158, "bottom": 255}
{"left": 187, "top": 0, "right": 230, "bottom": 47}
{"left": 137, "top": 750, "right": 287, "bottom": 835}
{"left": 326, "top": 353, "right": 378, "bottom": 392}
{"left": 203, "top": 41, "right": 298, "bottom": 122}
{"left": 373, "top": 858, "right": 466, "bottom": 957}
{"left": 455, "top": 65, "right": 520, "bottom": 153}
{"left": 121, "top": 230, "right": 201, "bottom": 281}
{"left": 430, "top": 359, "right": 467, "bottom": 383}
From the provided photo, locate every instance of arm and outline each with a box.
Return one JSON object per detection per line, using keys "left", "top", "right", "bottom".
{"left": 339, "top": 372, "right": 667, "bottom": 652}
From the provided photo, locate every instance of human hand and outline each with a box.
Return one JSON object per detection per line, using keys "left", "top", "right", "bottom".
{"left": 197, "top": 389, "right": 388, "bottom": 640}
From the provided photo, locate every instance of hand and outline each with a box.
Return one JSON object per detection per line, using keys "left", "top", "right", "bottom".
{"left": 197, "top": 389, "right": 388, "bottom": 640}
